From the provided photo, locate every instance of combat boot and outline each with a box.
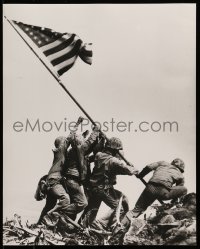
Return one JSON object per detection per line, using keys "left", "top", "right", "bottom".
{"left": 42, "top": 212, "right": 60, "bottom": 227}
{"left": 112, "top": 210, "right": 133, "bottom": 235}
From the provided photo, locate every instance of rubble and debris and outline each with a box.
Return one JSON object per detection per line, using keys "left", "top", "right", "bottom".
{"left": 126, "top": 218, "right": 146, "bottom": 236}
{"left": 3, "top": 192, "right": 196, "bottom": 245}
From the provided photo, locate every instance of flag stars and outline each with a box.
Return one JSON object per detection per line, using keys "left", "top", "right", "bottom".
{"left": 25, "top": 27, "right": 29, "bottom": 31}
{"left": 29, "top": 32, "right": 33, "bottom": 36}
{"left": 45, "top": 38, "right": 49, "bottom": 42}
{"left": 33, "top": 36, "right": 38, "bottom": 40}
{"left": 38, "top": 40, "right": 42, "bottom": 45}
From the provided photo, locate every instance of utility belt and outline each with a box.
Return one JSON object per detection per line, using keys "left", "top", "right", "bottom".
{"left": 93, "top": 183, "right": 114, "bottom": 191}
{"left": 35, "top": 175, "right": 67, "bottom": 201}
{"left": 64, "top": 174, "right": 82, "bottom": 185}
{"left": 149, "top": 181, "right": 172, "bottom": 191}
{"left": 35, "top": 175, "right": 64, "bottom": 201}
{"left": 46, "top": 176, "right": 66, "bottom": 190}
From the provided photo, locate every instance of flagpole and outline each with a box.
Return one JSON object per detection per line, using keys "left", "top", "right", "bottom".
{"left": 4, "top": 16, "right": 60, "bottom": 82}
{"left": 5, "top": 16, "right": 164, "bottom": 200}
{"left": 4, "top": 16, "right": 99, "bottom": 123}
{"left": 4, "top": 17, "right": 139, "bottom": 172}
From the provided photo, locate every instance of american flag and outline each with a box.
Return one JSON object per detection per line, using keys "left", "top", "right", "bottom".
{"left": 12, "top": 20, "right": 92, "bottom": 76}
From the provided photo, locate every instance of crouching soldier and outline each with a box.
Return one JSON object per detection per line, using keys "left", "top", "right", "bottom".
{"left": 118, "top": 158, "right": 188, "bottom": 233}
{"left": 82, "top": 137, "right": 138, "bottom": 226}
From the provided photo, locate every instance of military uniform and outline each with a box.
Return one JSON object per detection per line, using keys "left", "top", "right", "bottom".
{"left": 80, "top": 151, "right": 137, "bottom": 226}
{"left": 120, "top": 159, "right": 187, "bottom": 230}
{"left": 37, "top": 136, "right": 72, "bottom": 225}
{"left": 61, "top": 129, "right": 100, "bottom": 218}
{"left": 44, "top": 137, "right": 71, "bottom": 217}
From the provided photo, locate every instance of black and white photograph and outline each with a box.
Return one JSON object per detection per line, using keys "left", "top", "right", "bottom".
{"left": 3, "top": 3, "right": 196, "bottom": 245}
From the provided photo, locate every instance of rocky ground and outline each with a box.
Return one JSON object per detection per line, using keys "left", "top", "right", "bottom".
{"left": 3, "top": 192, "right": 196, "bottom": 245}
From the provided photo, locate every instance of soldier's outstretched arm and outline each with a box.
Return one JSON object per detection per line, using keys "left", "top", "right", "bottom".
{"left": 67, "top": 116, "right": 85, "bottom": 142}
{"left": 136, "top": 161, "right": 168, "bottom": 179}
{"left": 81, "top": 126, "right": 100, "bottom": 154}
{"left": 111, "top": 158, "right": 139, "bottom": 176}
{"left": 136, "top": 166, "right": 152, "bottom": 179}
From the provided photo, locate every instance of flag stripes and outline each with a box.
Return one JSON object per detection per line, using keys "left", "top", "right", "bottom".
{"left": 51, "top": 40, "right": 82, "bottom": 66}
{"left": 12, "top": 20, "right": 92, "bottom": 76}
{"left": 43, "top": 35, "right": 76, "bottom": 55}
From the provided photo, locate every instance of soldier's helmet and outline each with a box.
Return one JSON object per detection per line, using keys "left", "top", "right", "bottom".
{"left": 171, "top": 158, "right": 185, "bottom": 173}
{"left": 106, "top": 137, "right": 123, "bottom": 150}
{"left": 54, "top": 136, "right": 67, "bottom": 148}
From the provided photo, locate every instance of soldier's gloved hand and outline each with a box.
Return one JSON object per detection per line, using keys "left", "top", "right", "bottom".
{"left": 132, "top": 169, "right": 139, "bottom": 175}
{"left": 92, "top": 124, "right": 100, "bottom": 132}
{"left": 129, "top": 167, "right": 139, "bottom": 175}
{"left": 136, "top": 173, "right": 142, "bottom": 178}
{"left": 77, "top": 116, "right": 84, "bottom": 124}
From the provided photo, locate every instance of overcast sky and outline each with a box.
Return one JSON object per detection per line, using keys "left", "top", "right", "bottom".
{"left": 3, "top": 4, "right": 196, "bottom": 223}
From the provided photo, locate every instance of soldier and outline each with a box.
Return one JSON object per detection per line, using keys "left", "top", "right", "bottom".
{"left": 117, "top": 158, "right": 188, "bottom": 233}
{"left": 37, "top": 130, "right": 89, "bottom": 224}
{"left": 80, "top": 137, "right": 138, "bottom": 226}
{"left": 41, "top": 136, "right": 71, "bottom": 225}
{"left": 60, "top": 125, "right": 100, "bottom": 220}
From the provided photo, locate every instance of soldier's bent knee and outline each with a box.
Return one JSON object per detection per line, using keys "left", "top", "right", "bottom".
{"left": 76, "top": 199, "right": 88, "bottom": 212}
{"left": 81, "top": 199, "right": 88, "bottom": 210}
{"left": 182, "top": 186, "right": 188, "bottom": 195}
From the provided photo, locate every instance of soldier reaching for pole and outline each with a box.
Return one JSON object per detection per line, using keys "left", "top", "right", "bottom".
{"left": 40, "top": 126, "right": 100, "bottom": 226}
{"left": 114, "top": 158, "right": 188, "bottom": 234}
{"left": 60, "top": 125, "right": 100, "bottom": 221}
{"left": 36, "top": 117, "right": 84, "bottom": 226}
{"left": 36, "top": 131, "right": 90, "bottom": 225}
{"left": 80, "top": 137, "right": 139, "bottom": 227}
{"left": 36, "top": 117, "right": 98, "bottom": 225}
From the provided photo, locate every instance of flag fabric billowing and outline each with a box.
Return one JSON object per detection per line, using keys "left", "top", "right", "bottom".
{"left": 12, "top": 20, "right": 92, "bottom": 76}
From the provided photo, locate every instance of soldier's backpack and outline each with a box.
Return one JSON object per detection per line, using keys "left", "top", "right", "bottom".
{"left": 34, "top": 175, "right": 48, "bottom": 201}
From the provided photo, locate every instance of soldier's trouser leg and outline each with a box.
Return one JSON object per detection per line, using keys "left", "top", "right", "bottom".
{"left": 105, "top": 189, "right": 129, "bottom": 227}
{"left": 126, "top": 183, "right": 158, "bottom": 220}
{"left": 89, "top": 188, "right": 118, "bottom": 229}
{"left": 92, "top": 187, "right": 126, "bottom": 229}
{"left": 125, "top": 184, "right": 187, "bottom": 223}
{"left": 37, "top": 192, "right": 57, "bottom": 224}
{"left": 62, "top": 179, "right": 88, "bottom": 216}
{"left": 92, "top": 209, "right": 115, "bottom": 230}
{"left": 83, "top": 187, "right": 118, "bottom": 227}
{"left": 114, "top": 189, "right": 129, "bottom": 213}
{"left": 78, "top": 194, "right": 101, "bottom": 226}
{"left": 118, "top": 183, "right": 158, "bottom": 232}
{"left": 98, "top": 187, "right": 119, "bottom": 209}
{"left": 48, "top": 183, "right": 71, "bottom": 214}
{"left": 162, "top": 185, "right": 188, "bottom": 200}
